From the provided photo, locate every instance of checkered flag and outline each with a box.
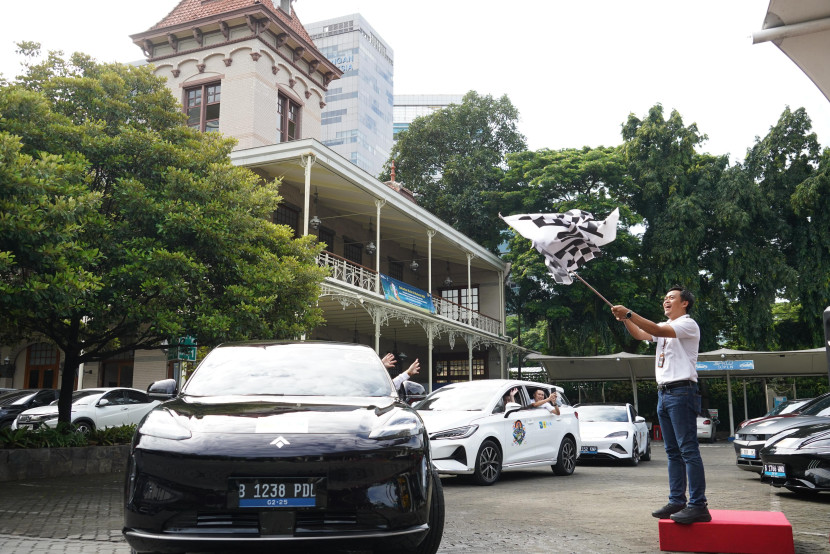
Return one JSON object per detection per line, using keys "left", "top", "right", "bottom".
{"left": 500, "top": 208, "right": 619, "bottom": 284}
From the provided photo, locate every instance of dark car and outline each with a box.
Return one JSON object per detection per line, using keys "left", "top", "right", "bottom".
{"left": 734, "top": 397, "right": 813, "bottom": 432}
{"left": 123, "top": 341, "right": 444, "bottom": 554}
{"left": 0, "top": 389, "right": 60, "bottom": 428}
{"left": 732, "top": 391, "right": 830, "bottom": 473}
{"left": 760, "top": 421, "right": 830, "bottom": 495}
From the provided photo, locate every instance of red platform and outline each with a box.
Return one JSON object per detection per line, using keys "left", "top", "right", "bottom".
{"left": 658, "top": 509, "right": 794, "bottom": 554}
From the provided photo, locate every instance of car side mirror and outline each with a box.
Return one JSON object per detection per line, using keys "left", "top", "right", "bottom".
{"left": 503, "top": 402, "right": 522, "bottom": 417}
{"left": 148, "top": 378, "right": 178, "bottom": 400}
{"left": 399, "top": 380, "right": 425, "bottom": 405}
{"left": 635, "top": 416, "right": 645, "bottom": 423}
{"left": 97, "top": 398, "right": 110, "bottom": 407}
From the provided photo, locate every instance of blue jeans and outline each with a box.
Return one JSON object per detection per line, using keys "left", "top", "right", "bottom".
{"left": 657, "top": 384, "right": 707, "bottom": 506}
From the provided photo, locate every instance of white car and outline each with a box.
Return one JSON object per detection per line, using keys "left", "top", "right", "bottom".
{"left": 415, "top": 379, "right": 581, "bottom": 485}
{"left": 13, "top": 387, "right": 159, "bottom": 433}
{"left": 574, "top": 403, "right": 651, "bottom": 465}
{"left": 696, "top": 410, "right": 719, "bottom": 443}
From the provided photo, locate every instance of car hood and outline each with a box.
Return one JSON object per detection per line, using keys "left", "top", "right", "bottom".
{"left": 737, "top": 415, "right": 830, "bottom": 435}
{"left": 16, "top": 405, "right": 59, "bottom": 418}
{"left": 154, "top": 395, "right": 407, "bottom": 436}
{"left": 578, "top": 421, "right": 631, "bottom": 439}
{"left": 416, "top": 409, "right": 487, "bottom": 432}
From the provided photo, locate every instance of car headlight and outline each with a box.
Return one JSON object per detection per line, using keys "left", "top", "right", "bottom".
{"left": 799, "top": 431, "right": 830, "bottom": 451}
{"left": 138, "top": 409, "right": 192, "bottom": 440}
{"left": 605, "top": 431, "right": 629, "bottom": 439}
{"left": 369, "top": 412, "right": 424, "bottom": 440}
{"left": 429, "top": 424, "right": 479, "bottom": 440}
{"left": 18, "top": 413, "right": 57, "bottom": 424}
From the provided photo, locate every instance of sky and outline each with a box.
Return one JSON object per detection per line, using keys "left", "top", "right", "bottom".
{"left": 1, "top": 0, "right": 828, "bottom": 163}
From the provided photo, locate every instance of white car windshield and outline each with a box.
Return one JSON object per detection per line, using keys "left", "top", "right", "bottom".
{"left": 416, "top": 380, "right": 508, "bottom": 411}
{"left": 182, "top": 343, "right": 394, "bottom": 397}
{"left": 577, "top": 405, "right": 629, "bottom": 422}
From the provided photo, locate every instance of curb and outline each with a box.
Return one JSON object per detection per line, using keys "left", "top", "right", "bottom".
{"left": 0, "top": 445, "right": 129, "bottom": 482}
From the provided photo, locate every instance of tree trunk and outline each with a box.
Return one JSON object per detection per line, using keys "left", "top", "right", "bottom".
{"left": 57, "top": 349, "right": 81, "bottom": 425}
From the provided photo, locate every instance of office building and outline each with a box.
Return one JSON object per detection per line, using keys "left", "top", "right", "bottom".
{"left": 394, "top": 94, "right": 464, "bottom": 140}
{"left": 306, "top": 14, "right": 394, "bottom": 177}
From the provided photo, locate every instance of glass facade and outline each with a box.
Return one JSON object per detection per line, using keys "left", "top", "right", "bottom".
{"left": 307, "top": 15, "right": 394, "bottom": 178}
{"left": 393, "top": 94, "right": 464, "bottom": 140}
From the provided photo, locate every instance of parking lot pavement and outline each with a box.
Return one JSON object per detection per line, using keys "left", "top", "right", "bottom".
{"left": 1, "top": 442, "right": 828, "bottom": 553}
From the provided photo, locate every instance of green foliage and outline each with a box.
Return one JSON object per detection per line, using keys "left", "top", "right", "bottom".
{"left": 88, "top": 424, "right": 136, "bottom": 446}
{"left": 0, "top": 423, "right": 137, "bottom": 448}
{"left": 381, "top": 91, "right": 526, "bottom": 250}
{"left": 0, "top": 45, "right": 327, "bottom": 423}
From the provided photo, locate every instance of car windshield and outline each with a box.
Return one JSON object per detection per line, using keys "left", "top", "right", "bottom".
{"left": 0, "top": 390, "right": 37, "bottom": 406}
{"left": 415, "top": 380, "right": 507, "bottom": 411}
{"left": 577, "top": 405, "right": 629, "bottom": 422}
{"left": 798, "top": 394, "right": 830, "bottom": 417}
{"left": 70, "top": 390, "right": 105, "bottom": 405}
{"left": 768, "top": 399, "right": 810, "bottom": 416}
{"left": 182, "top": 343, "right": 393, "bottom": 397}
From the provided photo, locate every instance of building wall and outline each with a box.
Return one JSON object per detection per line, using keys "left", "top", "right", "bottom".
{"left": 306, "top": 15, "right": 394, "bottom": 177}
{"left": 151, "top": 30, "right": 326, "bottom": 148}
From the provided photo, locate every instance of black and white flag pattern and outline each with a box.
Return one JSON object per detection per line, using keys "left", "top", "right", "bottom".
{"left": 500, "top": 208, "right": 619, "bottom": 284}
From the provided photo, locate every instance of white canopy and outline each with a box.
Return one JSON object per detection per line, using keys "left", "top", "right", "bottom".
{"left": 753, "top": 0, "right": 830, "bottom": 103}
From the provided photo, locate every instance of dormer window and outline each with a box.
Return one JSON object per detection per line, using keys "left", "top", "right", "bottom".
{"left": 185, "top": 82, "right": 221, "bottom": 132}
{"left": 277, "top": 92, "right": 300, "bottom": 142}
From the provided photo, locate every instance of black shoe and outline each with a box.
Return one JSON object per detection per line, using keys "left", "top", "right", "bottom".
{"left": 670, "top": 504, "right": 712, "bottom": 524}
{"left": 651, "top": 503, "right": 685, "bottom": 519}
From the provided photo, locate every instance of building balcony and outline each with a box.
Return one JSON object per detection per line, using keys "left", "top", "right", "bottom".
{"left": 317, "top": 250, "right": 501, "bottom": 336}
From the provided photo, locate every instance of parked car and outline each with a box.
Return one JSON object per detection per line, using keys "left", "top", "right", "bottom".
{"left": 760, "top": 421, "right": 830, "bottom": 495}
{"left": 574, "top": 403, "right": 650, "bottom": 465}
{"left": 415, "top": 379, "right": 581, "bottom": 485}
{"left": 12, "top": 388, "right": 159, "bottom": 433}
{"left": 697, "top": 409, "right": 719, "bottom": 443}
{"left": 123, "top": 341, "right": 444, "bottom": 554}
{"left": 735, "top": 398, "right": 813, "bottom": 432}
{"left": 733, "top": 391, "right": 830, "bottom": 473}
{"left": 0, "top": 389, "right": 60, "bottom": 428}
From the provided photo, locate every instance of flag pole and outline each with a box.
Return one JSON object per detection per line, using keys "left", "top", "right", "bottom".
{"left": 569, "top": 272, "right": 613, "bottom": 308}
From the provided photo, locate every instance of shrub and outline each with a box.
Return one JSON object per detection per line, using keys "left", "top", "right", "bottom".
{"left": 0, "top": 423, "right": 136, "bottom": 449}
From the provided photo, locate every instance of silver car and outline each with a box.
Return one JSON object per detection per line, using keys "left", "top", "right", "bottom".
{"left": 733, "top": 392, "right": 830, "bottom": 472}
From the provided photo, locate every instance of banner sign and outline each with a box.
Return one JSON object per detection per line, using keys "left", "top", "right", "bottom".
{"left": 379, "top": 274, "right": 435, "bottom": 313}
{"left": 167, "top": 335, "right": 197, "bottom": 361}
{"left": 696, "top": 360, "right": 754, "bottom": 371}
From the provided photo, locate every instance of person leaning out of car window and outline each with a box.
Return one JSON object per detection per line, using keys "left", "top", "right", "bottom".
{"left": 381, "top": 353, "right": 420, "bottom": 389}
{"left": 531, "top": 388, "right": 560, "bottom": 415}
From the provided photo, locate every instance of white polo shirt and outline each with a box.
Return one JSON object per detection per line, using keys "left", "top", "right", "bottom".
{"left": 651, "top": 314, "right": 700, "bottom": 385}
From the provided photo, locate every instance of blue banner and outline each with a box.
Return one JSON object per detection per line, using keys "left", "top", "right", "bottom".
{"left": 696, "top": 360, "right": 754, "bottom": 371}
{"left": 379, "top": 274, "right": 435, "bottom": 313}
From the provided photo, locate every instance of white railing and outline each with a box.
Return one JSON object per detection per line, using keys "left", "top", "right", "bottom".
{"left": 316, "top": 251, "right": 501, "bottom": 336}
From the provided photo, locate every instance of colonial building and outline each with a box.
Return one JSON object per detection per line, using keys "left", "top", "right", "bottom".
{"left": 0, "top": 0, "right": 517, "bottom": 394}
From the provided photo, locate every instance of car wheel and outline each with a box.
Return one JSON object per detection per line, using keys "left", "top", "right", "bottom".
{"left": 472, "top": 439, "right": 502, "bottom": 485}
{"left": 410, "top": 471, "right": 445, "bottom": 554}
{"left": 72, "top": 419, "right": 95, "bottom": 434}
{"left": 785, "top": 486, "right": 819, "bottom": 496}
{"left": 552, "top": 436, "right": 576, "bottom": 476}
{"left": 641, "top": 435, "right": 652, "bottom": 461}
{"left": 628, "top": 438, "right": 641, "bottom": 466}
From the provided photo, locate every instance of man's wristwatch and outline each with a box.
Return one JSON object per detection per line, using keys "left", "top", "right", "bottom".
{"left": 625, "top": 311, "right": 633, "bottom": 319}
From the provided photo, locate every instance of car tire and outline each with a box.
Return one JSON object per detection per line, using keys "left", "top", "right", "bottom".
{"left": 641, "top": 436, "right": 652, "bottom": 461}
{"left": 472, "top": 439, "right": 502, "bottom": 485}
{"left": 72, "top": 419, "right": 95, "bottom": 434}
{"left": 628, "top": 438, "right": 641, "bottom": 466}
{"left": 552, "top": 436, "right": 576, "bottom": 476}
{"left": 785, "top": 486, "right": 819, "bottom": 496}
{"left": 411, "top": 471, "right": 445, "bottom": 554}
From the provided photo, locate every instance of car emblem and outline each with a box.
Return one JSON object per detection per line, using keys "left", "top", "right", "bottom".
{"left": 270, "top": 436, "right": 290, "bottom": 448}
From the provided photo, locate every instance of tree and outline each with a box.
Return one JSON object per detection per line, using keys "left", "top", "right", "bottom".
{"left": 499, "top": 146, "right": 642, "bottom": 355}
{"left": 380, "top": 91, "right": 526, "bottom": 250}
{"left": 0, "top": 46, "right": 327, "bottom": 424}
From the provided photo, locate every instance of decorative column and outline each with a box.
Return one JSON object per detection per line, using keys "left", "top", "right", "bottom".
{"left": 301, "top": 152, "right": 316, "bottom": 236}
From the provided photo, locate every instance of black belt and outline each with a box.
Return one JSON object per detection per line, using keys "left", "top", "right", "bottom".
{"left": 657, "top": 380, "right": 696, "bottom": 392}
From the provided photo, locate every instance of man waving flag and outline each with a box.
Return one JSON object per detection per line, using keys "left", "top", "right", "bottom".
{"left": 500, "top": 208, "right": 619, "bottom": 285}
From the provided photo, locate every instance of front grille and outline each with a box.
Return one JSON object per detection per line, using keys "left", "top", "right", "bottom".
{"left": 164, "top": 512, "right": 259, "bottom": 534}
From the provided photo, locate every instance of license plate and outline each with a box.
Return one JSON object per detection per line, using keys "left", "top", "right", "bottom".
{"left": 763, "top": 464, "right": 786, "bottom": 478}
{"left": 231, "top": 477, "right": 324, "bottom": 508}
{"left": 581, "top": 446, "right": 598, "bottom": 453}
{"left": 740, "top": 448, "right": 757, "bottom": 459}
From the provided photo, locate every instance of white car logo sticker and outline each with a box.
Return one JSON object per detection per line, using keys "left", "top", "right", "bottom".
{"left": 271, "top": 436, "right": 290, "bottom": 448}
